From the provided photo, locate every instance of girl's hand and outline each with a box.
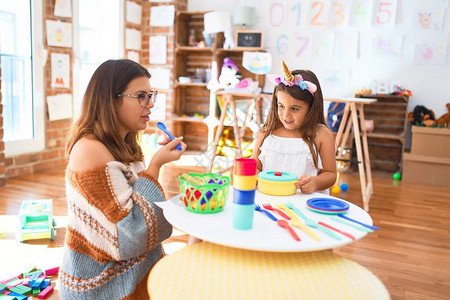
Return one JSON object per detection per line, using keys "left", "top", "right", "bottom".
{"left": 296, "top": 174, "right": 317, "bottom": 194}
{"left": 152, "top": 137, "right": 186, "bottom": 167}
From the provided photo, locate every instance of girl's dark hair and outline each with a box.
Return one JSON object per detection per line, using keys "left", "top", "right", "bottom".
{"left": 66, "top": 59, "right": 151, "bottom": 163}
{"left": 261, "top": 69, "right": 326, "bottom": 168}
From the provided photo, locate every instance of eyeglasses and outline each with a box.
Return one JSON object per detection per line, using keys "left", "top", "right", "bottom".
{"left": 117, "top": 91, "right": 158, "bottom": 108}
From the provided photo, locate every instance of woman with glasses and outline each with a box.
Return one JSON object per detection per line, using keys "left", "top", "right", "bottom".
{"left": 61, "top": 59, "right": 186, "bottom": 299}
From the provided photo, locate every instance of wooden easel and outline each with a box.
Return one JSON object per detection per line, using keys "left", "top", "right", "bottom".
{"left": 326, "top": 97, "right": 377, "bottom": 212}
{"left": 207, "top": 92, "right": 265, "bottom": 173}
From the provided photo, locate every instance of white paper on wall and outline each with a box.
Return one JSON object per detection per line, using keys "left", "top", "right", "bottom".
{"left": 127, "top": 51, "right": 140, "bottom": 63}
{"left": 47, "top": 94, "right": 73, "bottom": 121}
{"left": 151, "top": 92, "right": 166, "bottom": 121}
{"left": 373, "top": 0, "right": 398, "bottom": 28}
{"left": 125, "top": 28, "right": 142, "bottom": 50}
{"left": 46, "top": 20, "right": 72, "bottom": 47}
{"left": 150, "top": 5, "right": 175, "bottom": 27}
{"left": 126, "top": 1, "right": 142, "bottom": 25}
{"left": 410, "top": 3, "right": 447, "bottom": 31}
{"left": 312, "top": 32, "right": 335, "bottom": 59}
{"left": 334, "top": 31, "right": 359, "bottom": 60}
{"left": 307, "top": 0, "right": 331, "bottom": 28}
{"left": 148, "top": 68, "right": 171, "bottom": 90}
{"left": 414, "top": 41, "right": 447, "bottom": 65}
{"left": 372, "top": 35, "right": 403, "bottom": 57}
{"left": 329, "top": 0, "right": 352, "bottom": 28}
{"left": 150, "top": 35, "right": 167, "bottom": 64}
{"left": 242, "top": 52, "right": 272, "bottom": 74}
{"left": 51, "top": 53, "right": 70, "bottom": 89}
{"left": 349, "top": 0, "right": 373, "bottom": 28}
{"left": 54, "top": 0, "right": 72, "bottom": 18}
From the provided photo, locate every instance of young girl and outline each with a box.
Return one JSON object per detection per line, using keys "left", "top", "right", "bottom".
{"left": 252, "top": 61, "right": 336, "bottom": 194}
{"left": 61, "top": 59, "right": 186, "bottom": 299}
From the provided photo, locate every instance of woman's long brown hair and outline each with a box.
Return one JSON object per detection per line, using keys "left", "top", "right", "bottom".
{"left": 261, "top": 69, "right": 326, "bottom": 168}
{"left": 66, "top": 59, "right": 151, "bottom": 163}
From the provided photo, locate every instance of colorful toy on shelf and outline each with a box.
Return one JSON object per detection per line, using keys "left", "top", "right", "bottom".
{"left": 17, "top": 199, "right": 55, "bottom": 242}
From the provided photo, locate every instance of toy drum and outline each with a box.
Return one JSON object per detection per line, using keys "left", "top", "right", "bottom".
{"left": 257, "top": 171, "right": 298, "bottom": 196}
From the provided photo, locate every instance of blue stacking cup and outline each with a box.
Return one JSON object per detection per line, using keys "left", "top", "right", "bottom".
{"left": 233, "top": 188, "right": 256, "bottom": 205}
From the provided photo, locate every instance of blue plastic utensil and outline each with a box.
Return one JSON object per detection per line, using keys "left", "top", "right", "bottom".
{"left": 330, "top": 216, "right": 373, "bottom": 233}
{"left": 337, "top": 214, "right": 380, "bottom": 230}
{"left": 254, "top": 204, "right": 277, "bottom": 221}
{"left": 157, "top": 122, "right": 182, "bottom": 150}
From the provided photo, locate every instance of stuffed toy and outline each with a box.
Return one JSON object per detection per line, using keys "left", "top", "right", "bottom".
{"left": 435, "top": 103, "right": 450, "bottom": 126}
{"left": 407, "top": 105, "right": 435, "bottom": 126}
{"left": 218, "top": 57, "right": 241, "bottom": 88}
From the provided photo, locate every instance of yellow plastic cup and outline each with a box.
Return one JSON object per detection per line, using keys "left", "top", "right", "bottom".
{"left": 232, "top": 174, "right": 257, "bottom": 191}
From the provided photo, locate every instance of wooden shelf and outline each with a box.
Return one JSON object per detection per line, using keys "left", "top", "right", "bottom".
{"left": 175, "top": 81, "right": 208, "bottom": 87}
{"left": 176, "top": 46, "right": 215, "bottom": 52}
{"left": 367, "top": 132, "right": 404, "bottom": 141}
{"left": 352, "top": 94, "right": 409, "bottom": 172}
{"left": 172, "top": 116, "right": 207, "bottom": 123}
{"left": 216, "top": 48, "right": 264, "bottom": 53}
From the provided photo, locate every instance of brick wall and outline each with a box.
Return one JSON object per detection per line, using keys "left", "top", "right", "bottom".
{"left": 0, "top": 65, "right": 4, "bottom": 186}
{"left": 0, "top": 0, "right": 187, "bottom": 182}
{"left": 1, "top": 0, "right": 72, "bottom": 179}
{"left": 140, "top": 0, "right": 187, "bottom": 135}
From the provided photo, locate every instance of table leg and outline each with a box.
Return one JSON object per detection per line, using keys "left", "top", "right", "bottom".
{"left": 337, "top": 107, "right": 353, "bottom": 159}
{"left": 350, "top": 103, "right": 369, "bottom": 212}
{"left": 230, "top": 99, "right": 243, "bottom": 158}
{"left": 358, "top": 104, "right": 373, "bottom": 197}
{"left": 207, "top": 99, "right": 230, "bottom": 172}
{"left": 335, "top": 104, "right": 351, "bottom": 156}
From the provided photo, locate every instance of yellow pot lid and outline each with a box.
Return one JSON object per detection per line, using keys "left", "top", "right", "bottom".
{"left": 258, "top": 171, "right": 297, "bottom": 182}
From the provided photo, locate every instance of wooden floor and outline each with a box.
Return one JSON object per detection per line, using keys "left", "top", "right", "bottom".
{"left": 1, "top": 162, "right": 449, "bottom": 300}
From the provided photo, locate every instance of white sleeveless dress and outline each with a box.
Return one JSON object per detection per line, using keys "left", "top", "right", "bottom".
{"left": 258, "top": 135, "right": 329, "bottom": 194}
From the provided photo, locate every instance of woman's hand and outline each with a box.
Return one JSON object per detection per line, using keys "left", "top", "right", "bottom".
{"left": 154, "top": 137, "right": 186, "bottom": 165}
{"left": 296, "top": 174, "right": 317, "bottom": 194}
{"left": 147, "top": 137, "right": 186, "bottom": 179}
{"left": 157, "top": 134, "right": 172, "bottom": 146}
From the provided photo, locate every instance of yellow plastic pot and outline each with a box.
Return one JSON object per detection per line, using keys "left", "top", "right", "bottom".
{"left": 257, "top": 171, "right": 298, "bottom": 196}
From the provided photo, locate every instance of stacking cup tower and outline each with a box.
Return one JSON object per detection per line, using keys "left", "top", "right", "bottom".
{"left": 232, "top": 158, "right": 257, "bottom": 230}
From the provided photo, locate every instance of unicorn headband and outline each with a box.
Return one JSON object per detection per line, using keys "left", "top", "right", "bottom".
{"left": 267, "top": 61, "right": 317, "bottom": 95}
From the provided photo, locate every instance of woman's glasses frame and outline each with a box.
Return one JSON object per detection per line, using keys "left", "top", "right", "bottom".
{"left": 117, "top": 91, "right": 158, "bottom": 108}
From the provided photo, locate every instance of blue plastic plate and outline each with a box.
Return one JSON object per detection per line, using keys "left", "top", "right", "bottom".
{"left": 307, "top": 198, "right": 349, "bottom": 211}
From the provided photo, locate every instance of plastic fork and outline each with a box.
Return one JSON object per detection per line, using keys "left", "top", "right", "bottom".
{"left": 262, "top": 203, "right": 291, "bottom": 220}
{"left": 284, "top": 202, "right": 341, "bottom": 241}
{"left": 254, "top": 204, "right": 277, "bottom": 221}
{"left": 277, "top": 204, "right": 320, "bottom": 242}
{"left": 254, "top": 205, "right": 300, "bottom": 241}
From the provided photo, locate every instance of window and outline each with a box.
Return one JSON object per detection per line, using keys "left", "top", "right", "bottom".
{"left": 0, "top": 0, "right": 44, "bottom": 155}
{"left": 72, "top": 0, "right": 123, "bottom": 118}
